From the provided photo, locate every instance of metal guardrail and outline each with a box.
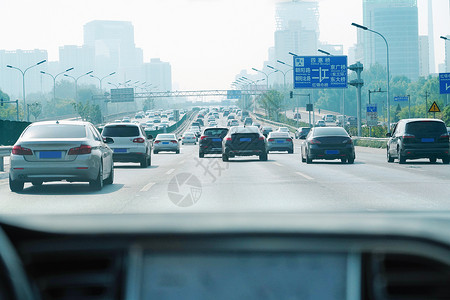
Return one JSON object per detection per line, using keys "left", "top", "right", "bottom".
{"left": 0, "top": 146, "right": 12, "bottom": 172}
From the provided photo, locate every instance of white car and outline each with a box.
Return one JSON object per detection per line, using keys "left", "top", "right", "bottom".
{"left": 101, "top": 123, "right": 152, "bottom": 168}
{"left": 181, "top": 132, "right": 197, "bottom": 145}
{"left": 277, "top": 127, "right": 290, "bottom": 133}
{"left": 153, "top": 134, "right": 180, "bottom": 154}
{"left": 190, "top": 126, "right": 201, "bottom": 137}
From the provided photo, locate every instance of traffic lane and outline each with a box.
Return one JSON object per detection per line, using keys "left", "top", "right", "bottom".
{"left": 0, "top": 142, "right": 193, "bottom": 214}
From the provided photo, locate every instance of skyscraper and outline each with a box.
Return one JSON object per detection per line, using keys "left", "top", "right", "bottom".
{"left": 418, "top": 36, "right": 430, "bottom": 77}
{"left": 273, "top": 0, "right": 319, "bottom": 85}
{"left": 143, "top": 58, "right": 172, "bottom": 92}
{"left": 362, "top": 0, "right": 419, "bottom": 80}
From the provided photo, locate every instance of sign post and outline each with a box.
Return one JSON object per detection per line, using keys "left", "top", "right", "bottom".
{"left": 394, "top": 95, "right": 410, "bottom": 118}
{"left": 439, "top": 73, "right": 450, "bottom": 107}
{"left": 428, "top": 101, "right": 440, "bottom": 119}
{"left": 366, "top": 104, "right": 378, "bottom": 137}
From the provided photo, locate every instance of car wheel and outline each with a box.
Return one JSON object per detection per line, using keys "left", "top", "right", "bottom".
{"left": 443, "top": 157, "right": 450, "bottom": 164}
{"left": 341, "top": 158, "right": 347, "bottom": 163}
{"left": 199, "top": 152, "right": 204, "bottom": 158}
{"left": 89, "top": 163, "right": 104, "bottom": 191}
{"left": 176, "top": 150, "right": 180, "bottom": 154}
{"left": 347, "top": 157, "right": 355, "bottom": 164}
{"left": 140, "top": 157, "right": 149, "bottom": 168}
{"left": 306, "top": 154, "right": 312, "bottom": 164}
{"left": 222, "top": 153, "right": 229, "bottom": 162}
{"left": 153, "top": 150, "right": 158, "bottom": 154}
{"left": 387, "top": 148, "right": 394, "bottom": 163}
{"left": 182, "top": 142, "right": 184, "bottom": 145}
{"left": 398, "top": 149, "right": 406, "bottom": 164}
{"left": 148, "top": 155, "right": 151, "bottom": 166}
{"left": 301, "top": 151, "right": 306, "bottom": 163}
{"left": 31, "top": 181, "right": 43, "bottom": 186}
{"left": 9, "top": 175, "right": 24, "bottom": 192}
{"left": 105, "top": 164, "right": 114, "bottom": 185}
{"left": 429, "top": 157, "right": 437, "bottom": 163}
{"left": 288, "top": 149, "right": 293, "bottom": 154}
{"left": 260, "top": 152, "right": 268, "bottom": 161}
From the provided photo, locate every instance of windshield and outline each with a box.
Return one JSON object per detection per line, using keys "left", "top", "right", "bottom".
{"left": 21, "top": 124, "right": 86, "bottom": 139}
{"left": 0, "top": 0, "right": 449, "bottom": 217}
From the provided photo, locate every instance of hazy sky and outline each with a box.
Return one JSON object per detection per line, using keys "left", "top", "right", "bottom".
{"left": 1, "top": 0, "right": 449, "bottom": 90}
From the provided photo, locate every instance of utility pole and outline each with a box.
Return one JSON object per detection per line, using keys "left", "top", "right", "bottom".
{"left": 425, "top": 91, "right": 429, "bottom": 118}
{"left": 349, "top": 62, "right": 364, "bottom": 136}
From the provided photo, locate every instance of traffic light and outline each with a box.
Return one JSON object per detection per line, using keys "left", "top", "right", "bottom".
{"left": 290, "top": 91, "right": 293, "bottom": 98}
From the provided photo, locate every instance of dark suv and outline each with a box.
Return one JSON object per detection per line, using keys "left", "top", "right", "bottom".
{"left": 222, "top": 126, "right": 267, "bottom": 161}
{"left": 199, "top": 127, "right": 228, "bottom": 158}
{"left": 387, "top": 119, "right": 449, "bottom": 164}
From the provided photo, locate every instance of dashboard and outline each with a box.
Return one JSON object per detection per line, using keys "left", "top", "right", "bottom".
{"left": 0, "top": 213, "right": 449, "bottom": 300}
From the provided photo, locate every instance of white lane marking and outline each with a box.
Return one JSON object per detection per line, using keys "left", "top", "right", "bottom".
{"left": 295, "top": 171, "right": 314, "bottom": 180}
{"left": 179, "top": 160, "right": 185, "bottom": 165}
{"left": 272, "top": 162, "right": 283, "bottom": 167}
{"left": 166, "top": 168, "right": 175, "bottom": 175}
{"left": 140, "top": 182, "right": 155, "bottom": 192}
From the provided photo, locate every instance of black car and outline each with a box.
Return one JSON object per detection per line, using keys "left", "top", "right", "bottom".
{"left": 295, "top": 127, "right": 311, "bottom": 139}
{"left": 386, "top": 119, "right": 450, "bottom": 164}
{"left": 199, "top": 127, "right": 228, "bottom": 158}
{"left": 222, "top": 126, "right": 267, "bottom": 161}
{"left": 261, "top": 126, "right": 273, "bottom": 137}
{"left": 195, "top": 118, "right": 204, "bottom": 126}
{"left": 301, "top": 127, "right": 355, "bottom": 164}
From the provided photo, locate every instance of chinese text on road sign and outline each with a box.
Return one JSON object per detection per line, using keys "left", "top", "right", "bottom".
{"left": 439, "top": 73, "right": 450, "bottom": 95}
{"left": 293, "top": 56, "right": 348, "bottom": 89}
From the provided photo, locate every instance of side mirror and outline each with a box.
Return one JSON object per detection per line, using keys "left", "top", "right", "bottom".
{"left": 300, "top": 136, "right": 306, "bottom": 140}
{"left": 103, "top": 137, "right": 114, "bottom": 144}
{"left": 178, "top": 138, "right": 182, "bottom": 141}
{"left": 386, "top": 132, "right": 391, "bottom": 137}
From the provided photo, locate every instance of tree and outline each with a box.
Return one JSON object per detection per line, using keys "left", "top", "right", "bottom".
{"left": 259, "top": 90, "right": 284, "bottom": 120}
{"left": 29, "top": 102, "right": 42, "bottom": 121}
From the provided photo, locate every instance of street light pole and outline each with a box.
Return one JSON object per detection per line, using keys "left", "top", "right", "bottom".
{"left": 252, "top": 68, "right": 277, "bottom": 90}
{"left": 90, "top": 72, "right": 116, "bottom": 91}
{"left": 64, "top": 70, "right": 93, "bottom": 103}
{"left": 7, "top": 59, "right": 47, "bottom": 121}
{"left": 41, "top": 67, "right": 74, "bottom": 104}
{"left": 352, "top": 22, "right": 391, "bottom": 132}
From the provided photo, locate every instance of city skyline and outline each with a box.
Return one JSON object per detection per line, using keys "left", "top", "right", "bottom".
{"left": 0, "top": 0, "right": 449, "bottom": 91}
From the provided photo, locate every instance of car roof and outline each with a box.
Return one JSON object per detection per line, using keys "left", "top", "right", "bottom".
{"left": 30, "top": 120, "right": 92, "bottom": 126}
{"left": 104, "top": 122, "right": 141, "bottom": 127}
{"left": 399, "top": 118, "right": 445, "bottom": 123}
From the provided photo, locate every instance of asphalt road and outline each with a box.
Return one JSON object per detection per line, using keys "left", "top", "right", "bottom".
{"left": 0, "top": 113, "right": 449, "bottom": 214}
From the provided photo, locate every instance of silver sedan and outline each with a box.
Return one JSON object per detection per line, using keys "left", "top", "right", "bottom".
{"left": 153, "top": 133, "right": 180, "bottom": 154}
{"left": 9, "top": 120, "right": 114, "bottom": 192}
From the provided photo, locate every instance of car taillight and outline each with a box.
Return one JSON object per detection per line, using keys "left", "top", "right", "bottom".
{"left": 171, "top": 140, "right": 178, "bottom": 143}
{"left": 12, "top": 145, "right": 32, "bottom": 155}
{"left": 200, "top": 136, "right": 207, "bottom": 140}
{"left": 342, "top": 138, "right": 353, "bottom": 144}
{"left": 268, "top": 138, "right": 274, "bottom": 142}
{"left": 309, "top": 139, "right": 321, "bottom": 144}
{"left": 286, "top": 138, "right": 292, "bottom": 142}
{"left": 68, "top": 144, "right": 92, "bottom": 155}
{"left": 440, "top": 133, "right": 449, "bottom": 139}
{"left": 133, "top": 138, "right": 145, "bottom": 143}
{"left": 154, "top": 140, "right": 160, "bottom": 144}
{"left": 402, "top": 134, "right": 415, "bottom": 139}
{"left": 259, "top": 136, "right": 265, "bottom": 140}
{"left": 225, "top": 137, "right": 232, "bottom": 141}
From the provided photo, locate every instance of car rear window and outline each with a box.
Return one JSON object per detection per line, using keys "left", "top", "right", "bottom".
{"left": 230, "top": 126, "right": 259, "bottom": 134}
{"left": 22, "top": 124, "right": 86, "bottom": 139}
{"left": 203, "top": 128, "right": 228, "bottom": 137}
{"left": 313, "top": 127, "right": 349, "bottom": 137}
{"left": 102, "top": 125, "right": 140, "bottom": 137}
{"left": 269, "top": 132, "right": 290, "bottom": 138}
{"left": 157, "top": 134, "right": 175, "bottom": 139}
{"left": 406, "top": 121, "right": 446, "bottom": 135}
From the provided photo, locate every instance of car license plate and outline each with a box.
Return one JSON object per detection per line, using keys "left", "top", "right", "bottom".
{"left": 276, "top": 140, "right": 284, "bottom": 143}
{"left": 325, "top": 150, "right": 339, "bottom": 155}
{"left": 240, "top": 138, "right": 251, "bottom": 142}
{"left": 212, "top": 138, "right": 221, "bottom": 142}
{"left": 421, "top": 138, "right": 434, "bottom": 143}
{"left": 39, "top": 151, "right": 62, "bottom": 159}
{"left": 114, "top": 148, "right": 127, "bottom": 153}
{"left": 162, "top": 142, "right": 169, "bottom": 144}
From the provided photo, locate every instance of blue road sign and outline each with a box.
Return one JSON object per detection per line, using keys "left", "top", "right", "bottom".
{"left": 227, "top": 90, "right": 242, "bottom": 99}
{"left": 293, "top": 56, "right": 347, "bottom": 89}
{"left": 439, "top": 73, "right": 450, "bottom": 94}
{"left": 394, "top": 96, "right": 409, "bottom": 102}
{"left": 366, "top": 104, "right": 377, "bottom": 113}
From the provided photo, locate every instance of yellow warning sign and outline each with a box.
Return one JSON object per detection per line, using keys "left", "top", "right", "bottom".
{"left": 428, "top": 101, "right": 441, "bottom": 113}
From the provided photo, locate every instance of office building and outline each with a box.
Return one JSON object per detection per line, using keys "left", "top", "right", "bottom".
{"left": 143, "top": 58, "right": 172, "bottom": 92}
{"left": 362, "top": 0, "right": 419, "bottom": 80}
{"left": 418, "top": 36, "right": 430, "bottom": 77}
